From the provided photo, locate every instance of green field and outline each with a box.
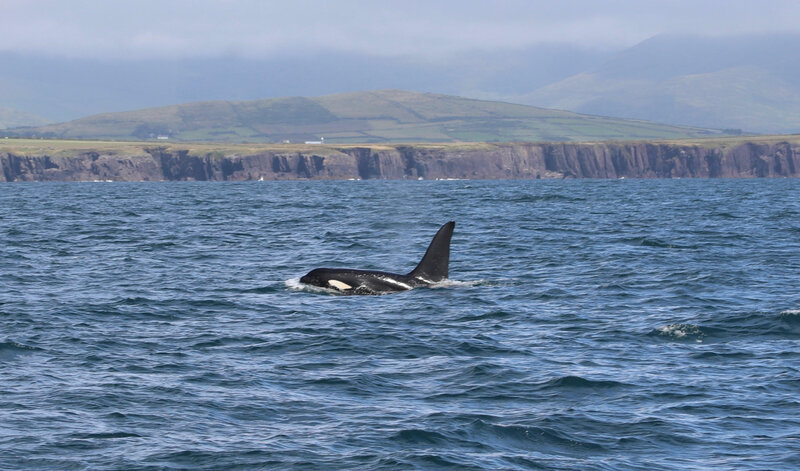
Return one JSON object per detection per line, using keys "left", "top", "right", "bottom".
{"left": 4, "top": 134, "right": 798, "bottom": 159}
{"left": 9, "top": 90, "right": 734, "bottom": 144}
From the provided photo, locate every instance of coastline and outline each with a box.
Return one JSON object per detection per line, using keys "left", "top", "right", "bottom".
{"left": 2, "top": 135, "right": 799, "bottom": 182}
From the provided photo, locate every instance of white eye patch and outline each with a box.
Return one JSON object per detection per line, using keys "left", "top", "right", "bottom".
{"left": 327, "top": 279, "right": 352, "bottom": 290}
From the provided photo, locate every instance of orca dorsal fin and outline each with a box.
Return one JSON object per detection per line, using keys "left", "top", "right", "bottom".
{"left": 408, "top": 221, "right": 455, "bottom": 282}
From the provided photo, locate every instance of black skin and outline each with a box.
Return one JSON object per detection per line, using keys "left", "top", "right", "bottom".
{"left": 300, "top": 268, "right": 427, "bottom": 295}
{"left": 300, "top": 221, "right": 455, "bottom": 295}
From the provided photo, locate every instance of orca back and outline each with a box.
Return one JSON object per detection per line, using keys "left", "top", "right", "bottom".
{"left": 407, "top": 221, "right": 455, "bottom": 283}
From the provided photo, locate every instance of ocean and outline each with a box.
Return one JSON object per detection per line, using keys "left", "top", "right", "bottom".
{"left": 1, "top": 179, "right": 799, "bottom": 470}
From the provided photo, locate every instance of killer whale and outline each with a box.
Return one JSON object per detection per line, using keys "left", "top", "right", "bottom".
{"left": 300, "top": 221, "right": 455, "bottom": 295}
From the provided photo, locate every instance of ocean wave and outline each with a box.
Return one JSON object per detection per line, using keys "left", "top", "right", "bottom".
{"left": 469, "top": 419, "right": 608, "bottom": 452}
{"left": 778, "top": 310, "right": 800, "bottom": 335}
{"left": 536, "top": 375, "right": 630, "bottom": 391}
{"left": 650, "top": 310, "right": 800, "bottom": 342}
{"left": 117, "top": 296, "right": 159, "bottom": 305}
{"left": 392, "top": 428, "right": 452, "bottom": 445}
{"left": 510, "top": 194, "right": 586, "bottom": 203}
{"left": 649, "top": 323, "right": 706, "bottom": 342}
{"left": 0, "top": 340, "right": 42, "bottom": 360}
{"left": 4, "top": 179, "right": 800, "bottom": 469}
{"left": 780, "top": 309, "right": 800, "bottom": 321}
{"left": 454, "top": 310, "right": 515, "bottom": 322}
{"left": 71, "top": 431, "right": 142, "bottom": 439}
{"left": 618, "top": 236, "right": 688, "bottom": 249}
{"left": 234, "top": 285, "right": 282, "bottom": 294}
{"left": 190, "top": 335, "right": 266, "bottom": 349}
{"left": 393, "top": 419, "right": 609, "bottom": 459}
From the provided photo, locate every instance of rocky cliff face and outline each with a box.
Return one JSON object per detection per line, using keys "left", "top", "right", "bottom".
{"left": 2, "top": 141, "right": 798, "bottom": 182}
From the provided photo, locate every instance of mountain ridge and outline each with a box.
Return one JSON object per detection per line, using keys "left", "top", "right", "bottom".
{"left": 0, "top": 107, "right": 52, "bottom": 130}
{"left": 525, "top": 34, "right": 800, "bottom": 133}
{"left": 1, "top": 34, "right": 798, "bottom": 134}
{"left": 9, "top": 89, "right": 724, "bottom": 143}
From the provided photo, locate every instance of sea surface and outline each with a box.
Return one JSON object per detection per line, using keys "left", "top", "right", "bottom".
{"left": 1, "top": 179, "right": 799, "bottom": 470}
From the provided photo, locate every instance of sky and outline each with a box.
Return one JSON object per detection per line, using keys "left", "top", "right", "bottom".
{"left": 2, "top": 0, "right": 800, "bottom": 60}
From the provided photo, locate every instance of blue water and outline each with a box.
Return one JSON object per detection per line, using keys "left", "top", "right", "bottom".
{"left": 2, "top": 179, "right": 799, "bottom": 470}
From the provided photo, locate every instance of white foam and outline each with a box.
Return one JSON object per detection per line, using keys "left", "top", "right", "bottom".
{"left": 285, "top": 277, "right": 336, "bottom": 294}
{"left": 428, "top": 279, "right": 482, "bottom": 289}
{"left": 654, "top": 323, "right": 704, "bottom": 342}
{"left": 780, "top": 309, "right": 800, "bottom": 315}
{"left": 284, "top": 277, "right": 304, "bottom": 290}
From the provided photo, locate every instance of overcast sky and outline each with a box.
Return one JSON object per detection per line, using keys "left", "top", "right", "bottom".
{"left": 2, "top": 0, "right": 800, "bottom": 59}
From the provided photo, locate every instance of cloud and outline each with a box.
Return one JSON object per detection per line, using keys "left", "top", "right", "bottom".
{"left": 2, "top": 0, "right": 800, "bottom": 59}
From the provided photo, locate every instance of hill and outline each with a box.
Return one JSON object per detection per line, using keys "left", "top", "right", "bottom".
{"left": 524, "top": 34, "right": 800, "bottom": 134}
{"left": 0, "top": 107, "right": 51, "bottom": 130}
{"left": 2, "top": 35, "right": 798, "bottom": 135}
{"left": 0, "top": 48, "right": 609, "bottom": 123}
{"left": 10, "top": 90, "right": 724, "bottom": 143}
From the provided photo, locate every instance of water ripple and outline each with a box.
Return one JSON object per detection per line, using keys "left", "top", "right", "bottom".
{"left": 1, "top": 179, "right": 798, "bottom": 470}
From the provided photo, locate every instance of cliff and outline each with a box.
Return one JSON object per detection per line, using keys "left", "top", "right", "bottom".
{"left": 1, "top": 139, "right": 799, "bottom": 182}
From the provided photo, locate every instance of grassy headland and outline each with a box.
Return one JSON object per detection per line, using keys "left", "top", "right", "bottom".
{"left": 3, "top": 135, "right": 799, "bottom": 182}
{"left": 3, "top": 134, "right": 799, "bottom": 157}
{"left": 8, "top": 90, "right": 733, "bottom": 144}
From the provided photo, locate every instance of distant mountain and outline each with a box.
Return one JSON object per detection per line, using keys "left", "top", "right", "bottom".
{"left": 9, "top": 90, "right": 724, "bottom": 143}
{"left": 0, "top": 107, "right": 51, "bottom": 129}
{"left": 2, "top": 34, "right": 799, "bottom": 134}
{"left": 0, "top": 47, "right": 608, "bottom": 123}
{"left": 524, "top": 34, "right": 800, "bottom": 133}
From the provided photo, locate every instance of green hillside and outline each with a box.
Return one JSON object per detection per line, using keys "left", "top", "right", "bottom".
{"left": 13, "top": 90, "right": 727, "bottom": 143}
{"left": 0, "top": 107, "right": 51, "bottom": 130}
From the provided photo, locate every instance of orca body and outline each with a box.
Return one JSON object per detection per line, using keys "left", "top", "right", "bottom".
{"left": 300, "top": 221, "right": 455, "bottom": 295}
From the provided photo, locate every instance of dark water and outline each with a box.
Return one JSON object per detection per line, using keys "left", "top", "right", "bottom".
{"left": 2, "top": 179, "right": 799, "bottom": 470}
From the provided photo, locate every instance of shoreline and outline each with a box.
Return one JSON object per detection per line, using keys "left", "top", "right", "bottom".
{"left": 2, "top": 136, "right": 800, "bottom": 182}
